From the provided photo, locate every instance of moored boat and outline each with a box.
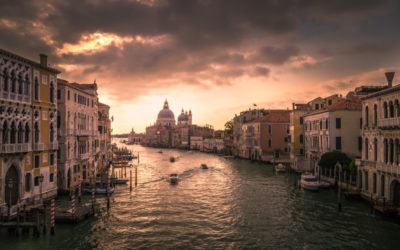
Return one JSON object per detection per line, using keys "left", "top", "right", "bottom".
{"left": 300, "top": 174, "right": 320, "bottom": 191}
{"left": 200, "top": 163, "right": 208, "bottom": 169}
{"left": 82, "top": 183, "right": 115, "bottom": 195}
{"left": 319, "top": 181, "right": 331, "bottom": 189}
{"left": 170, "top": 174, "right": 179, "bottom": 184}
{"left": 275, "top": 163, "right": 286, "bottom": 173}
{"left": 111, "top": 177, "right": 129, "bottom": 185}
{"left": 170, "top": 156, "right": 176, "bottom": 163}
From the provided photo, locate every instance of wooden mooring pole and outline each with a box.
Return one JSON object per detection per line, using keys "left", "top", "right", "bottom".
{"left": 50, "top": 199, "right": 55, "bottom": 235}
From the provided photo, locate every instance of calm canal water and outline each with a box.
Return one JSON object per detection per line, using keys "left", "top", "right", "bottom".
{"left": 1, "top": 142, "right": 400, "bottom": 249}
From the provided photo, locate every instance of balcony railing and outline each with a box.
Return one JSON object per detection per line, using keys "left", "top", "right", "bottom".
{"left": 32, "top": 143, "right": 45, "bottom": 151}
{"left": 0, "top": 143, "right": 31, "bottom": 153}
{"left": 49, "top": 142, "right": 58, "bottom": 150}
{"left": 378, "top": 118, "right": 400, "bottom": 128}
{"left": 77, "top": 152, "right": 90, "bottom": 160}
{"left": 376, "top": 162, "right": 400, "bottom": 176}
{"left": 76, "top": 129, "right": 91, "bottom": 136}
{"left": 23, "top": 95, "right": 30, "bottom": 103}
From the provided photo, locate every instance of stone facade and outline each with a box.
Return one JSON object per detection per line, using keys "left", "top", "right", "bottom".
{"left": 0, "top": 49, "right": 60, "bottom": 214}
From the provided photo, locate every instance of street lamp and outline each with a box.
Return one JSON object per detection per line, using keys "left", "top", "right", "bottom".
{"left": 39, "top": 174, "right": 44, "bottom": 202}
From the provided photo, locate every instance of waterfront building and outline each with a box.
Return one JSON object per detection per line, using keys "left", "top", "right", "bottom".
{"left": 303, "top": 93, "right": 362, "bottom": 171}
{"left": 203, "top": 138, "right": 225, "bottom": 153}
{"left": 232, "top": 109, "right": 266, "bottom": 156}
{"left": 190, "top": 136, "right": 203, "bottom": 150}
{"left": 357, "top": 72, "right": 400, "bottom": 207}
{"left": 0, "top": 49, "right": 60, "bottom": 214}
{"left": 144, "top": 100, "right": 213, "bottom": 148}
{"left": 56, "top": 79, "right": 99, "bottom": 192}
{"left": 98, "top": 102, "right": 112, "bottom": 172}
{"left": 239, "top": 110, "right": 290, "bottom": 161}
{"left": 289, "top": 103, "right": 309, "bottom": 171}
{"left": 127, "top": 128, "right": 144, "bottom": 145}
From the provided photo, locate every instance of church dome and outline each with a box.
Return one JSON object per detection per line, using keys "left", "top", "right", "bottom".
{"left": 178, "top": 110, "right": 189, "bottom": 122}
{"left": 156, "top": 99, "right": 175, "bottom": 126}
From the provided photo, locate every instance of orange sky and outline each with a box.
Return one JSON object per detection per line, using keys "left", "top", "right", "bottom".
{"left": 1, "top": 1, "right": 400, "bottom": 133}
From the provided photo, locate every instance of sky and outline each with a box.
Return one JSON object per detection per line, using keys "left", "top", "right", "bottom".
{"left": 1, "top": 0, "right": 400, "bottom": 133}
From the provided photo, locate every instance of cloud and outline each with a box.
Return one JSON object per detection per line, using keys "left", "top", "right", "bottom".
{"left": 253, "top": 45, "right": 300, "bottom": 65}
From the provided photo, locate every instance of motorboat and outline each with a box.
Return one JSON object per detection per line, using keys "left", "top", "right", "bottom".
{"left": 300, "top": 174, "right": 320, "bottom": 191}
{"left": 170, "top": 156, "right": 176, "bottom": 163}
{"left": 275, "top": 163, "right": 286, "bottom": 173}
{"left": 319, "top": 181, "right": 331, "bottom": 189}
{"left": 82, "top": 183, "right": 115, "bottom": 195}
{"left": 222, "top": 155, "right": 234, "bottom": 159}
{"left": 158, "top": 150, "right": 163, "bottom": 154}
{"left": 169, "top": 174, "right": 179, "bottom": 184}
{"left": 111, "top": 177, "right": 129, "bottom": 185}
{"left": 200, "top": 163, "right": 208, "bottom": 170}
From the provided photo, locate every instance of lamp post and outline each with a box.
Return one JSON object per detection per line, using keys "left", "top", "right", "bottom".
{"left": 335, "top": 161, "right": 343, "bottom": 211}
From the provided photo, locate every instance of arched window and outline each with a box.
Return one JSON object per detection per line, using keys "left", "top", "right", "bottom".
{"left": 50, "top": 81, "right": 54, "bottom": 103}
{"left": 389, "top": 101, "right": 394, "bottom": 118}
{"left": 384, "top": 102, "right": 388, "bottom": 118}
{"left": 25, "top": 173, "right": 32, "bottom": 192}
{"left": 365, "top": 138, "right": 369, "bottom": 160}
{"left": 34, "top": 122, "right": 39, "bottom": 143}
{"left": 17, "top": 122, "right": 23, "bottom": 143}
{"left": 384, "top": 139, "right": 388, "bottom": 163}
{"left": 50, "top": 123, "right": 54, "bottom": 143}
{"left": 18, "top": 73, "right": 23, "bottom": 95}
{"left": 2, "top": 69, "right": 8, "bottom": 92}
{"left": 390, "top": 139, "right": 394, "bottom": 163}
{"left": 10, "top": 121, "right": 16, "bottom": 144}
{"left": 34, "top": 77, "right": 39, "bottom": 100}
{"left": 374, "top": 138, "right": 378, "bottom": 161}
{"left": 2, "top": 121, "right": 8, "bottom": 144}
{"left": 25, "top": 123, "right": 30, "bottom": 143}
{"left": 373, "top": 104, "right": 378, "bottom": 125}
{"left": 24, "top": 75, "right": 30, "bottom": 96}
{"left": 396, "top": 100, "right": 400, "bottom": 117}
{"left": 10, "top": 70, "right": 16, "bottom": 93}
{"left": 365, "top": 106, "right": 369, "bottom": 127}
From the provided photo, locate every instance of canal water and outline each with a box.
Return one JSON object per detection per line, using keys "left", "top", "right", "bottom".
{"left": 1, "top": 143, "right": 400, "bottom": 249}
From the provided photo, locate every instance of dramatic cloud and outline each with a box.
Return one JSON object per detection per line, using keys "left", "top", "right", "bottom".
{"left": 1, "top": 0, "right": 399, "bottom": 132}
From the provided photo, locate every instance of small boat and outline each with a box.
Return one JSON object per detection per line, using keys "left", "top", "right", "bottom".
{"left": 111, "top": 177, "right": 129, "bottom": 185}
{"left": 275, "top": 163, "right": 286, "bottom": 173}
{"left": 319, "top": 181, "right": 331, "bottom": 189}
{"left": 82, "top": 183, "right": 115, "bottom": 195}
{"left": 300, "top": 174, "right": 320, "bottom": 191}
{"left": 222, "top": 155, "right": 234, "bottom": 159}
{"left": 169, "top": 174, "right": 179, "bottom": 184}
{"left": 200, "top": 163, "right": 208, "bottom": 170}
{"left": 170, "top": 156, "right": 176, "bottom": 163}
{"left": 158, "top": 150, "right": 163, "bottom": 154}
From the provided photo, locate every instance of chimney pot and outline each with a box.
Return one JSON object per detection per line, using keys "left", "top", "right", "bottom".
{"left": 385, "top": 72, "right": 395, "bottom": 88}
{"left": 39, "top": 54, "right": 48, "bottom": 66}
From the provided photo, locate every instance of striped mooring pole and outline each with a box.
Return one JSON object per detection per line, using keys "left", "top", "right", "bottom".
{"left": 71, "top": 188, "right": 76, "bottom": 219}
{"left": 50, "top": 199, "right": 55, "bottom": 235}
{"left": 107, "top": 176, "right": 110, "bottom": 211}
{"left": 78, "top": 181, "right": 82, "bottom": 203}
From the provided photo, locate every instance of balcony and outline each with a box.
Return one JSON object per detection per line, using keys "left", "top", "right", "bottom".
{"left": 32, "top": 143, "right": 45, "bottom": 151}
{"left": 378, "top": 118, "right": 400, "bottom": 129}
{"left": 0, "top": 143, "right": 31, "bottom": 153}
{"left": 76, "top": 129, "right": 91, "bottom": 136}
{"left": 376, "top": 162, "right": 400, "bottom": 176}
{"left": 77, "top": 152, "right": 90, "bottom": 160}
{"left": 49, "top": 142, "right": 58, "bottom": 150}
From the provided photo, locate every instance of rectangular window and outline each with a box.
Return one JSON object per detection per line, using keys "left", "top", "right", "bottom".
{"left": 358, "top": 137, "right": 362, "bottom": 151}
{"left": 268, "top": 125, "right": 271, "bottom": 134}
{"left": 300, "top": 148, "right": 304, "bottom": 155}
{"left": 34, "top": 176, "right": 39, "bottom": 186}
{"left": 299, "top": 117, "right": 303, "bottom": 125}
{"left": 67, "top": 90, "right": 70, "bottom": 100}
{"left": 336, "top": 118, "right": 341, "bottom": 129}
{"left": 34, "top": 155, "right": 40, "bottom": 168}
{"left": 50, "top": 153, "right": 54, "bottom": 165}
{"left": 57, "top": 89, "right": 61, "bottom": 100}
{"left": 49, "top": 173, "right": 54, "bottom": 182}
{"left": 336, "top": 137, "right": 342, "bottom": 150}
{"left": 268, "top": 139, "right": 271, "bottom": 147}
{"left": 360, "top": 118, "right": 362, "bottom": 129}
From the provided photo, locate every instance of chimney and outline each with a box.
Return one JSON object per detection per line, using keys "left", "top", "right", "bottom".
{"left": 385, "top": 72, "right": 395, "bottom": 88}
{"left": 39, "top": 54, "right": 48, "bottom": 66}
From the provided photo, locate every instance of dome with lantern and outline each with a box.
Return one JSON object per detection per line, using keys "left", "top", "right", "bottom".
{"left": 156, "top": 99, "right": 176, "bottom": 127}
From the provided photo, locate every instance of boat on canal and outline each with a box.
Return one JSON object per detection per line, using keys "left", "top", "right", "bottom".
{"left": 275, "top": 163, "right": 286, "bottom": 173}
{"left": 82, "top": 183, "right": 115, "bottom": 195}
{"left": 300, "top": 174, "right": 320, "bottom": 191}
{"left": 170, "top": 156, "right": 176, "bottom": 163}
{"left": 111, "top": 177, "right": 129, "bottom": 185}
{"left": 169, "top": 174, "right": 179, "bottom": 184}
{"left": 200, "top": 163, "right": 209, "bottom": 170}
